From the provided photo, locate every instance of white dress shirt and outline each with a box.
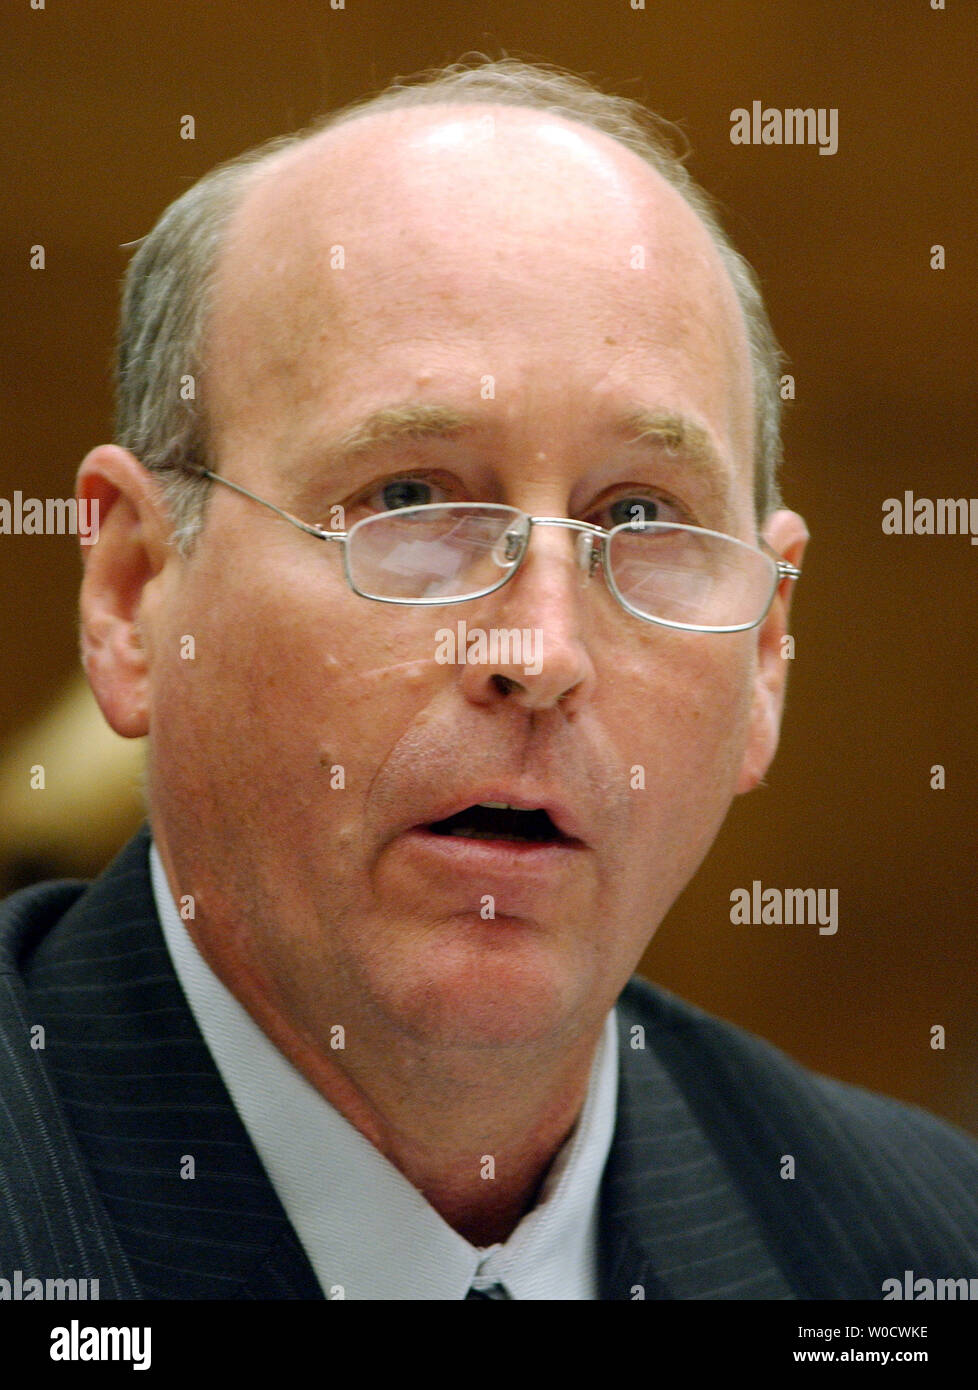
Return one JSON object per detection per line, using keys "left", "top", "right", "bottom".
{"left": 150, "top": 842, "right": 619, "bottom": 1299}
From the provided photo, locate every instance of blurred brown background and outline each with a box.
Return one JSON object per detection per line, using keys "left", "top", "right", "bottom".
{"left": 2, "top": 2, "right": 976, "bottom": 1133}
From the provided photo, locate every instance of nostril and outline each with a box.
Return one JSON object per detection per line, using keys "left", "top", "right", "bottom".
{"left": 492, "top": 674, "right": 520, "bottom": 696}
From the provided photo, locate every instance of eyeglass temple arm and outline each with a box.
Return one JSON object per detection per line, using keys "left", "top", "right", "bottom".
{"left": 180, "top": 464, "right": 346, "bottom": 542}
{"left": 756, "top": 535, "right": 801, "bottom": 580}
{"left": 769, "top": 550, "right": 802, "bottom": 580}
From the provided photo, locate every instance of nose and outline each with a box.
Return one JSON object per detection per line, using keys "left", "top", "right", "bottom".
{"left": 456, "top": 519, "right": 598, "bottom": 714}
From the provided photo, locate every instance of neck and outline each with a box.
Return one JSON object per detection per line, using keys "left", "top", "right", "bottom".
{"left": 258, "top": 989, "right": 602, "bottom": 1245}
{"left": 189, "top": 919, "right": 602, "bottom": 1245}
{"left": 152, "top": 833, "right": 609, "bottom": 1247}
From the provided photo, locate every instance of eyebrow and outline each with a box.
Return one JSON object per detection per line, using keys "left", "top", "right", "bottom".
{"left": 615, "top": 408, "right": 736, "bottom": 516}
{"left": 327, "top": 404, "right": 478, "bottom": 458}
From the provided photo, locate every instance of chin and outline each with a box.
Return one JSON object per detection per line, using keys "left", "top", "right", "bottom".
{"left": 372, "top": 940, "right": 586, "bottom": 1050}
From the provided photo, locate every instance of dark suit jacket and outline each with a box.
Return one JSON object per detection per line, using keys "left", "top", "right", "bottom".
{"left": 2, "top": 826, "right": 977, "bottom": 1300}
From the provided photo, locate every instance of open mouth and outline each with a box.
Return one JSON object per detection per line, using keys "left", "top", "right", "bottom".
{"left": 427, "top": 802, "right": 567, "bottom": 844}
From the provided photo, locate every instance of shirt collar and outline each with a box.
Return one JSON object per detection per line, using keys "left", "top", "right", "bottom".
{"left": 150, "top": 840, "right": 618, "bottom": 1299}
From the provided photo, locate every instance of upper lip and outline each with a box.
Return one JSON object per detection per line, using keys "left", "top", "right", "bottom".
{"left": 416, "top": 790, "right": 586, "bottom": 845}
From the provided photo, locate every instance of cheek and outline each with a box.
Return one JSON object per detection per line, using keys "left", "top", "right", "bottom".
{"left": 603, "top": 635, "right": 755, "bottom": 880}
{"left": 608, "top": 631, "right": 754, "bottom": 759}
{"left": 148, "top": 558, "right": 446, "bottom": 835}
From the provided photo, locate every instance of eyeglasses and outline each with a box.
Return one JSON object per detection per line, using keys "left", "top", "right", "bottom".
{"left": 181, "top": 465, "right": 800, "bottom": 633}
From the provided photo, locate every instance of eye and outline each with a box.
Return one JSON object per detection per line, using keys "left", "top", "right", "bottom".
{"left": 599, "top": 492, "right": 687, "bottom": 529}
{"left": 379, "top": 477, "right": 444, "bottom": 510}
{"left": 346, "top": 473, "right": 457, "bottom": 519}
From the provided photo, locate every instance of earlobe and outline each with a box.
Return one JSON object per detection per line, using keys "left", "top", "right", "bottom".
{"left": 76, "top": 446, "right": 171, "bottom": 739}
{"left": 735, "top": 508, "right": 809, "bottom": 796}
{"left": 735, "top": 676, "right": 780, "bottom": 795}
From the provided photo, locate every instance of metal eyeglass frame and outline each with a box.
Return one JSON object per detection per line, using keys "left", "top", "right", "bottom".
{"left": 180, "top": 464, "right": 801, "bottom": 634}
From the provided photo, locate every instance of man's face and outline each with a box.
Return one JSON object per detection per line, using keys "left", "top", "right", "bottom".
{"left": 133, "top": 108, "right": 797, "bottom": 1053}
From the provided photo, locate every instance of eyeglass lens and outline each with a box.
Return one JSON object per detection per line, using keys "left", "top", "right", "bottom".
{"left": 607, "top": 525, "right": 775, "bottom": 628}
{"left": 347, "top": 506, "right": 529, "bottom": 601}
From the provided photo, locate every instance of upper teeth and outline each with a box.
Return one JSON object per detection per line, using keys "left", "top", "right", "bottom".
{"left": 479, "top": 801, "right": 517, "bottom": 810}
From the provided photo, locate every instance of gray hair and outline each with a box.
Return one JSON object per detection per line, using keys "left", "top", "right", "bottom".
{"left": 115, "top": 57, "right": 785, "bottom": 549}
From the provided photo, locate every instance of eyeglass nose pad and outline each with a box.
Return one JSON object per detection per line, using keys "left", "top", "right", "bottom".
{"left": 575, "top": 530, "right": 601, "bottom": 583}
{"left": 492, "top": 526, "right": 527, "bottom": 569}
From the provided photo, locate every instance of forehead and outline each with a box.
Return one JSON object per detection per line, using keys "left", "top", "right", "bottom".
{"left": 203, "top": 105, "right": 753, "bottom": 488}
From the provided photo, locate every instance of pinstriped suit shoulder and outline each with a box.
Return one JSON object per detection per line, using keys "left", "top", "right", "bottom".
{"left": 612, "top": 977, "right": 978, "bottom": 1298}
{"left": 3, "top": 828, "right": 978, "bottom": 1300}
{"left": 0, "top": 871, "right": 141, "bottom": 1297}
{"left": 0, "top": 832, "right": 321, "bottom": 1300}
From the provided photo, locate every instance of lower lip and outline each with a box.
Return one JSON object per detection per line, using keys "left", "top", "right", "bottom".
{"left": 398, "top": 827, "right": 586, "bottom": 877}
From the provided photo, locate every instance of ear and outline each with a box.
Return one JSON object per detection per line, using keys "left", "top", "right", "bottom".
{"left": 76, "top": 446, "right": 174, "bottom": 738}
{"left": 735, "top": 508, "right": 809, "bottom": 795}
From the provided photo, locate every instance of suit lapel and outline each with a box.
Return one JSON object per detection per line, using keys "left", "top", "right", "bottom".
{"left": 20, "top": 827, "right": 323, "bottom": 1300}
{"left": 599, "top": 991, "right": 795, "bottom": 1300}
